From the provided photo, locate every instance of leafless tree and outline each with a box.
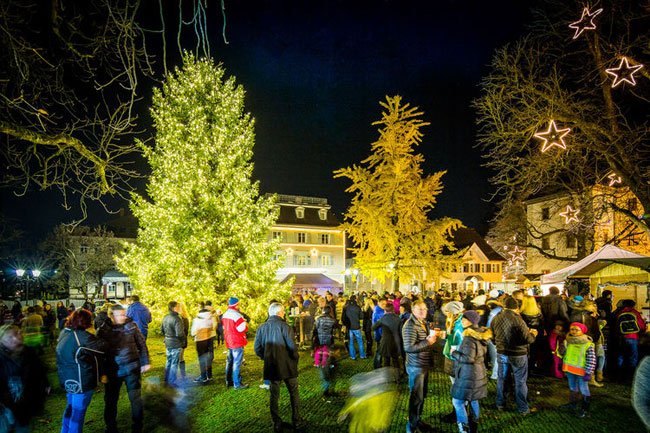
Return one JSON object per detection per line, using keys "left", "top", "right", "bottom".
{"left": 475, "top": 0, "right": 650, "bottom": 259}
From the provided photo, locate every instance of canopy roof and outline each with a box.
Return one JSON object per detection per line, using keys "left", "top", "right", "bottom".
{"left": 540, "top": 244, "right": 647, "bottom": 284}
{"left": 280, "top": 273, "right": 342, "bottom": 288}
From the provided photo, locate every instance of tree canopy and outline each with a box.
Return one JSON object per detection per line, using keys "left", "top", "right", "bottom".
{"left": 335, "top": 95, "right": 462, "bottom": 288}
{"left": 117, "top": 54, "right": 287, "bottom": 322}
{"left": 475, "top": 0, "right": 649, "bottom": 259}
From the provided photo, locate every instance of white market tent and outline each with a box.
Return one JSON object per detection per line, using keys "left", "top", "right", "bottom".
{"left": 540, "top": 244, "right": 647, "bottom": 285}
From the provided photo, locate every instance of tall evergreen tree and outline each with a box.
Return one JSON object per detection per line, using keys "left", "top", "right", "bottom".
{"left": 118, "top": 54, "right": 286, "bottom": 322}
{"left": 334, "top": 96, "right": 462, "bottom": 290}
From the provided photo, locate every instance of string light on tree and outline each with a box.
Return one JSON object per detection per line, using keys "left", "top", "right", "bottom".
{"left": 534, "top": 120, "right": 571, "bottom": 153}
{"left": 568, "top": 7, "right": 603, "bottom": 39}
{"left": 559, "top": 205, "right": 581, "bottom": 224}
{"left": 605, "top": 57, "right": 644, "bottom": 88}
{"left": 607, "top": 173, "right": 622, "bottom": 187}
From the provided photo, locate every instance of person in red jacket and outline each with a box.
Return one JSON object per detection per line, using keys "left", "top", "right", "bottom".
{"left": 616, "top": 299, "right": 646, "bottom": 371}
{"left": 222, "top": 297, "right": 249, "bottom": 389}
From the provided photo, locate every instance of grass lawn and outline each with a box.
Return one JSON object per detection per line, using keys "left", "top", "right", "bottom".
{"left": 32, "top": 335, "right": 643, "bottom": 433}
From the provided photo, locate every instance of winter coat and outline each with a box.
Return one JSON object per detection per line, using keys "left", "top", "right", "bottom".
{"left": 0, "top": 345, "right": 49, "bottom": 424}
{"left": 372, "top": 312, "right": 402, "bottom": 358}
{"left": 222, "top": 306, "right": 248, "bottom": 349}
{"left": 126, "top": 302, "right": 152, "bottom": 339}
{"left": 490, "top": 309, "right": 535, "bottom": 357}
{"left": 402, "top": 315, "right": 433, "bottom": 368}
{"left": 254, "top": 315, "right": 299, "bottom": 381}
{"left": 191, "top": 311, "right": 216, "bottom": 342}
{"left": 97, "top": 319, "right": 149, "bottom": 377}
{"left": 314, "top": 314, "right": 336, "bottom": 347}
{"left": 343, "top": 302, "right": 362, "bottom": 330}
{"left": 57, "top": 306, "right": 69, "bottom": 321}
{"left": 451, "top": 327, "right": 491, "bottom": 401}
{"left": 56, "top": 328, "right": 106, "bottom": 393}
{"left": 541, "top": 294, "right": 569, "bottom": 329}
{"left": 161, "top": 312, "right": 186, "bottom": 349}
{"left": 615, "top": 307, "right": 646, "bottom": 340}
{"left": 569, "top": 307, "right": 601, "bottom": 343}
{"left": 372, "top": 305, "right": 385, "bottom": 342}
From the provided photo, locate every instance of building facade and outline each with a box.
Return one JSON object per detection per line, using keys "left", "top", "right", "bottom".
{"left": 269, "top": 194, "right": 346, "bottom": 291}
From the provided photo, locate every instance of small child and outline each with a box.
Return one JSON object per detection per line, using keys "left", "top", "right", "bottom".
{"left": 549, "top": 320, "right": 566, "bottom": 379}
{"left": 560, "top": 322, "right": 596, "bottom": 418}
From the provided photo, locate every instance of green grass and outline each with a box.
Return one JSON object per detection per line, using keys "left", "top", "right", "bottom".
{"left": 33, "top": 337, "right": 643, "bottom": 433}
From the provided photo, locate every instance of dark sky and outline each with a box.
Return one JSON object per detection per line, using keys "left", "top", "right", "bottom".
{"left": 1, "top": 0, "right": 533, "bottom": 245}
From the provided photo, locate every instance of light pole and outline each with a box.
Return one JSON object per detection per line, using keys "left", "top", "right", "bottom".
{"left": 15, "top": 268, "right": 41, "bottom": 306}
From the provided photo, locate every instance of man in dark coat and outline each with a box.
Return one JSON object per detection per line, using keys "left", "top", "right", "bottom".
{"left": 98, "top": 305, "right": 151, "bottom": 433}
{"left": 491, "top": 297, "right": 537, "bottom": 415}
{"left": 254, "top": 302, "right": 303, "bottom": 433}
{"left": 161, "top": 301, "right": 186, "bottom": 386}
{"left": 371, "top": 302, "right": 402, "bottom": 368}
{"left": 126, "top": 295, "right": 152, "bottom": 340}
{"left": 540, "top": 286, "right": 569, "bottom": 331}
{"left": 343, "top": 295, "right": 366, "bottom": 360}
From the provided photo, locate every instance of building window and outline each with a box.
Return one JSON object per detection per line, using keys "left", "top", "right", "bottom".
{"left": 320, "top": 255, "right": 333, "bottom": 266}
{"left": 295, "top": 207, "right": 305, "bottom": 219}
{"left": 294, "top": 254, "right": 310, "bottom": 266}
{"left": 80, "top": 245, "right": 89, "bottom": 254}
{"left": 566, "top": 234, "right": 576, "bottom": 248}
{"left": 627, "top": 233, "right": 640, "bottom": 246}
{"left": 318, "top": 208, "right": 328, "bottom": 220}
{"left": 462, "top": 264, "right": 469, "bottom": 273}
{"left": 541, "top": 235, "right": 551, "bottom": 250}
{"left": 541, "top": 207, "right": 550, "bottom": 220}
{"left": 321, "top": 234, "right": 330, "bottom": 244}
{"left": 297, "top": 232, "right": 307, "bottom": 243}
{"left": 272, "top": 231, "right": 282, "bottom": 240}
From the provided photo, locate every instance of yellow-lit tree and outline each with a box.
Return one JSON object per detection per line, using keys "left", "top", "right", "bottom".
{"left": 334, "top": 96, "right": 462, "bottom": 290}
{"left": 117, "top": 54, "right": 288, "bottom": 323}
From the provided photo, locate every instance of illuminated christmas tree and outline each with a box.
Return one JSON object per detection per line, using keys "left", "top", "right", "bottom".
{"left": 118, "top": 54, "right": 287, "bottom": 322}
{"left": 334, "top": 96, "right": 462, "bottom": 291}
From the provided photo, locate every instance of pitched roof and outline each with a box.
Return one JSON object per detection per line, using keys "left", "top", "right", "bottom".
{"left": 280, "top": 273, "right": 343, "bottom": 287}
{"left": 274, "top": 195, "right": 341, "bottom": 227}
{"left": 451, "top": 227, "right": 505, "bottom": 261}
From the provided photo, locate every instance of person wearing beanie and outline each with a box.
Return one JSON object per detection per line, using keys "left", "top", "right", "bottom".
{"left": 450, "top": 310, "right": 492, "bottom": 433}
{"left": 490, "top": 296, "right": 538, "bottom": 415}
{"left": 558, "top": 322, "right": 597, "bottom": 418}
{"left": 440, "top": 300, "right": 466, "bottom": 424}
{"left": 222, "top": 296, "right": 249, "bottom": 389}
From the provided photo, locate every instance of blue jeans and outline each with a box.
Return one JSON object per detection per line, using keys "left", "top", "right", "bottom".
{"left": 406, "top": 365, "right": 429, "bottom": 432}
{"left": 566, "top": 372, "right": 590, "bottom": 396}
{"left": 487, "top": 340, "right": 498, "bottom": 378}
{"left": 617, "top": 338, "right": 639, "bottom": 369}
{"left": 61, "top": 390, "right": 94, "bottom": 433}
{"left": 452, "top": 398, "right": 479, "bottom": 424}
{"left": 165, "top": 347, "right": 182, "bottom": 384}
{"left": 349, "top": 329, "right": 365, "bottom": 359}
{"left": 226, "top": 347, "right": 245, "bottom": 387}
{"left": 496, "top": 354, "right": 529, "bottom": 413}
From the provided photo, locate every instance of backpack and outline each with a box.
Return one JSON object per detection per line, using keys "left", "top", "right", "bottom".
{"left": 618, "top": 311, "right": 640, "bottom": 335}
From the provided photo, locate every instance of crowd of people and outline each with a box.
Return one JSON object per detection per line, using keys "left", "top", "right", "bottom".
{"left": 0, "top": 286, "right": 647, "bottom": 433}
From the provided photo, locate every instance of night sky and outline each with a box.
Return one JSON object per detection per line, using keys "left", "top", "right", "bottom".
{"left": 1, "top": 0, "right": 533, "bottom": 245}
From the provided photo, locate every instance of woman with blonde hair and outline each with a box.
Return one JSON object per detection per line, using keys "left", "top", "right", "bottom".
{"left": 362, "top": 297, "right": 375, "bottom": 357}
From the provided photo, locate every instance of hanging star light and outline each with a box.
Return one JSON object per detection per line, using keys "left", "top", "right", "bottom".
{"left": 569, "top": 7, "right": 603, "bottom": 39}
{"left": 508, "top": 246, "right": 526, "bottom": 263}
{"left": 535, "top": 120, "right": 571, "bottom": 153}
{"left": 559, "top": 205, "right": 580, "bottom": 224}
{"left": 607, "top": 173, "right": 622, "bottom": 187}
{"left": 605, "top": 57, "right": 644, "bottom": 88}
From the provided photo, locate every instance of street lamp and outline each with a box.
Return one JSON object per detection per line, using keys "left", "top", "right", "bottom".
{"left": 15, "top": 268, "right": 41, "bottom": 305}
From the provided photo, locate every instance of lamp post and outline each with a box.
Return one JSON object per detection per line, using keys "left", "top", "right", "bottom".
{"left": 15, "top": 268, "right": 41, "bottom": 306}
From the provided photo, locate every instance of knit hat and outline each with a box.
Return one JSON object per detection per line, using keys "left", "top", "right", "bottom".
{"left": 570, "top": 322, "right": 588, "bottom": 334}
{"left": 489, "top": 289, "right": 500, "bottom": 299}
{"left": 228, "top": 297, "right": 239, "bottom": 307}
{"left": 462, "top": 310, "right": 481, "bottom": 326}
{"left": 504, "top": 297, "right": 520, "bottom": 310}
{"left": 574, "top": 295, "right": 584, "bottom": 302}
{"left": 442, "top": 301, "right": 464, "bottom": 316}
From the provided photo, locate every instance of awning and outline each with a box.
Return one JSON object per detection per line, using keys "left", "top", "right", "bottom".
{"left": 280, "top": 273, "right": 343, "bottom": 288}
{"left": 541, "top": 244, "right": 647, "bottom": 284}
{"left": 567, "top": 257, "right": 650, "bottom": 279}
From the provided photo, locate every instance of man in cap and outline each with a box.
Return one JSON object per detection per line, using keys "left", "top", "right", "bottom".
{"left": 222, "top": 296, "right": 249, "bottom": 389}
{"left": 490, "top": 296, "right": 538, "bottom": 415}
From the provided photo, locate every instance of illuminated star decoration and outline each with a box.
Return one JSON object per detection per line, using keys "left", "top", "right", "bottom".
{"left": 535, "top": 120, "right": 571, "bottom": 153}
{"left": 508, "top": 246, "right": 526, "bottom": 263}
{"left": 605, "top": 57, "right": 644, "bottom": 88}
{"left": 607, "top": 173, "right": 622, "bottom": 187}
{"left": 559, "top": 205, "right": 581, "bottom": 224}
{"left": 569, "top": 7, "right": 603, "bottom": 39}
